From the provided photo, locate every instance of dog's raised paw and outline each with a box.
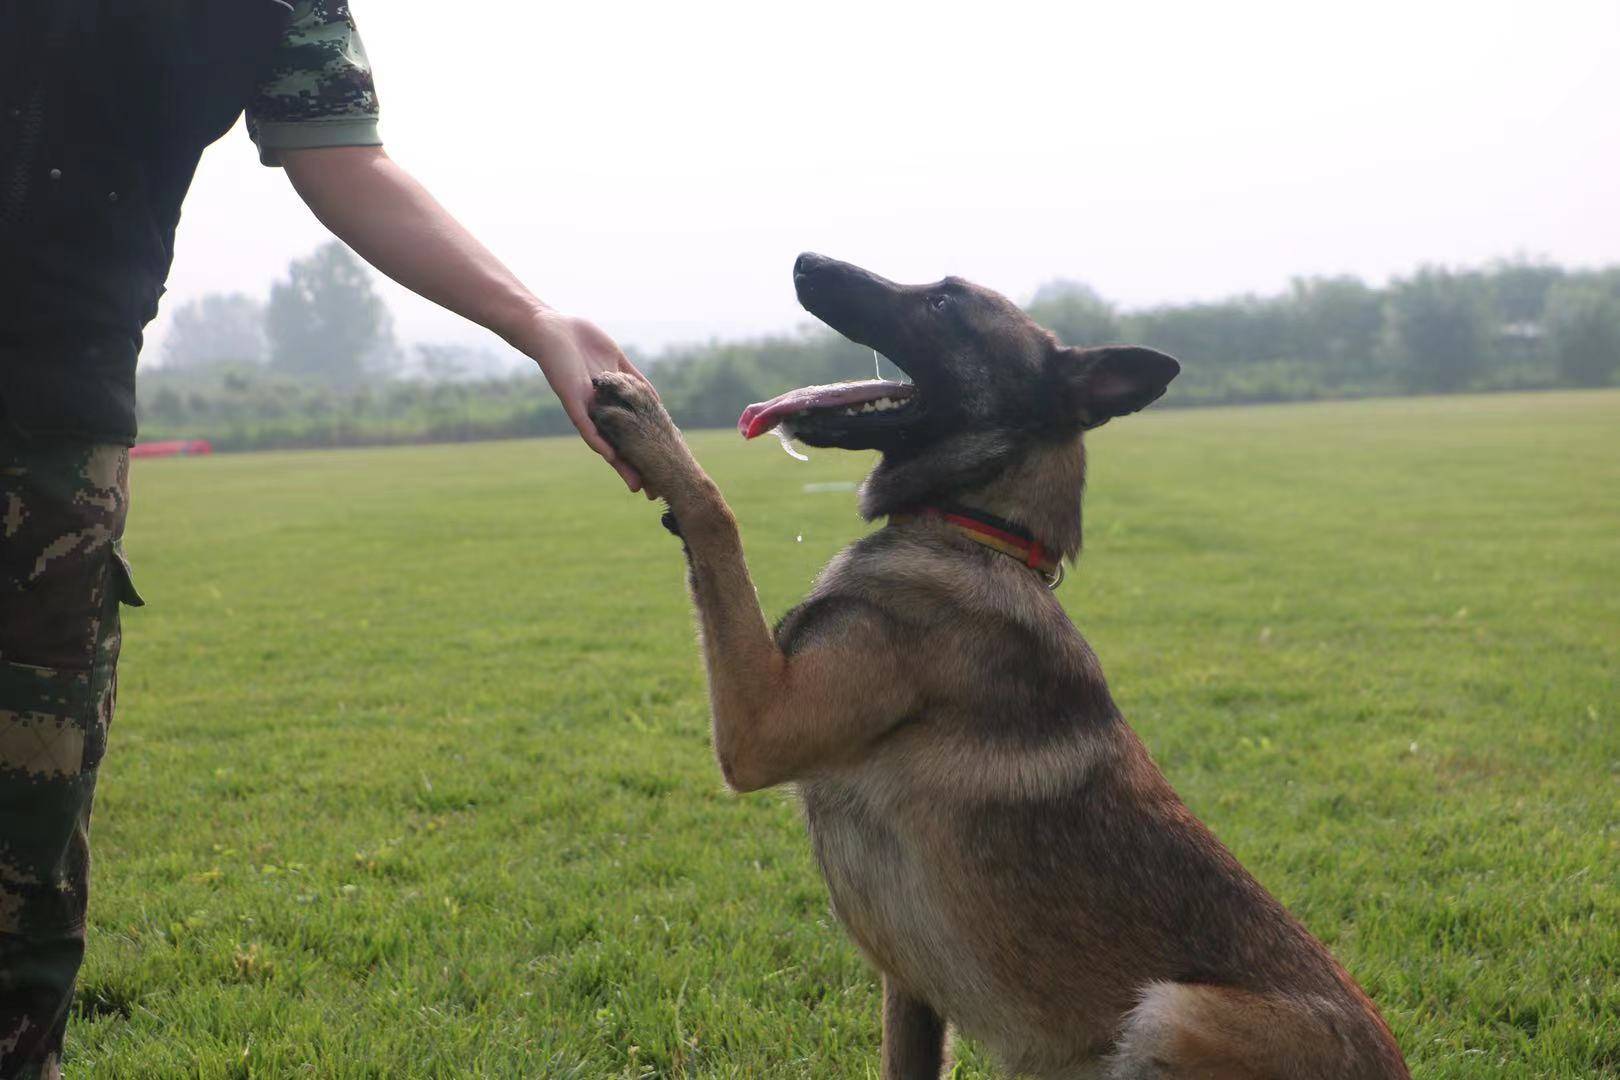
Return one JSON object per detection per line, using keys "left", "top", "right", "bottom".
{"left": 588, "top": 374, "right": 687, "bottom": 489}
{"left": 589, "top": 373, "right": 658, "bottom": 418}
{"left": 587, "top": 374, "right": 653, "bottom": 451}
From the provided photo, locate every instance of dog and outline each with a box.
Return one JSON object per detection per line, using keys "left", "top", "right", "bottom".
{"left": 587, "top": 253, "right": 1409, "bottom": 1079}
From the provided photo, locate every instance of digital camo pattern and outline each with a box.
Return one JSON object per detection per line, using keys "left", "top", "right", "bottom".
{"left": 0, "top": 440, "right": 137, "bottom": 1080}
{"left": 245, "top": 0, "right": 380, "bottom": 139}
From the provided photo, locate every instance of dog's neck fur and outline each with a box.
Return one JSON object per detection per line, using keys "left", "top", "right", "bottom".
{"left": 859, "top": 435, "right": 1087, "bottom": 560}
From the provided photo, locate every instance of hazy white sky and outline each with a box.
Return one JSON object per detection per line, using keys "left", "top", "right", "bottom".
{"left": 154, "top": 0, "right": 1620, "bottom": 364}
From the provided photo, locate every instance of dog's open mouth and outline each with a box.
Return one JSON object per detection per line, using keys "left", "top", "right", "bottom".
{"left": 738, "top": 379, "right": 917, "bottom": 440}
{"left": 739, "top": 253, "right": 933, "bottom": 450}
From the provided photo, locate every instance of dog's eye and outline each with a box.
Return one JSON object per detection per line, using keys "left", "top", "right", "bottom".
{"left": 929, "top": 295, "right": 950, "bottom": 312}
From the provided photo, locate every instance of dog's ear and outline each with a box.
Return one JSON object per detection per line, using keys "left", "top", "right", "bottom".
{"left": 1056, "top": 346, "right": 1180, "bottom": 429}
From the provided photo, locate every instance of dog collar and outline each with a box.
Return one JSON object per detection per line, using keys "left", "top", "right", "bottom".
{"left": 889, "top": 504, "right": 1065, "bottom": 589}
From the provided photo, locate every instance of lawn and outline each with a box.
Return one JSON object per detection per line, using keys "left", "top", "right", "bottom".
{"left": 73, "top": 390, "right": 1619, "bottom": 1077}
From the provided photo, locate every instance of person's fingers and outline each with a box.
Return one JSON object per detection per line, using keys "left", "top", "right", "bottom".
{"left": 594, "top": 439, "right": 643, "bottom": 493}
{"left": 567, "top": 395, "right": 642, "bottom": 493}
{"left": 537, "top": 327, "right": 647, "bottom": 493}
{"left": 589, "top": 431, "right": 643, "bottom": 493}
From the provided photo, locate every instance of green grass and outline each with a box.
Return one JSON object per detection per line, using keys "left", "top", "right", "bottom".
{"left": 74, "top": 390, "right": 1619, "bottom": 1077}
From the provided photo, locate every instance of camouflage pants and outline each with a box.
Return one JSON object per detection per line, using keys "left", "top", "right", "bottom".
{"left": 0, "top": 438, "right": 139, "bottom": 1080}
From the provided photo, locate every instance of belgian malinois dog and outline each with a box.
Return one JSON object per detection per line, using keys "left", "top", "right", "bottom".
{"left": 588, "top": 253, "right": 1408, "bottom": 1079}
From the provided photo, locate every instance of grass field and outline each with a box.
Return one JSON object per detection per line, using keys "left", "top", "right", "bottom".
{"left": 72, "top": 390, "right": 1619, "bottom": 1077}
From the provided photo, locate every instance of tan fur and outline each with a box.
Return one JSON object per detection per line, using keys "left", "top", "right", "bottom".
{"left": 1105, "top": 983, "right": 1395, "bottom": 1080}
{"left": 588, "top": 370, "right": 1408, "bottom": 1080}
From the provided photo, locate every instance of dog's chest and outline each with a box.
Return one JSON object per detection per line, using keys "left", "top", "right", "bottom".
{"left": 799, "top": 772, "right": 1014, "bottom": 1033}
{"left": 799, "top": 768, "right": 1118, "bottom": 1079}
{"left": 801, "top": 775, "right": 943, "bottom": 972}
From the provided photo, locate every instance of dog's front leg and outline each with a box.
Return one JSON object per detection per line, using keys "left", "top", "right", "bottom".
{"left": 589, "top": 374, "right": 918, "bottom": 791}
{"left": 884, "top": 977, "right": 949, "bottom": 1080}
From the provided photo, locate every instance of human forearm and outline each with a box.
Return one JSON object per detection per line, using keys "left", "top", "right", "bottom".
{"left": 281, "top": 144, "right": 654, "bottom": 491}
{"left": 282, "top": 146, "right": 538, "bottom": 341}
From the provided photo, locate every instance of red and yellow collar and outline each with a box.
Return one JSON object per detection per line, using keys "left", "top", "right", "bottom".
{"left": 889, "top": 504, "right": 1065, "bottom": 587}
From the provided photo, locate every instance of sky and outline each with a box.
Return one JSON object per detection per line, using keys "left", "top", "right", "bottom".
{"left": 152, "top": 0, "right": 1620, "bottom": 367}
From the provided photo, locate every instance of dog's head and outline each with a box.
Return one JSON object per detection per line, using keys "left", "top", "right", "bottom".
{"left": 742, "top": 254, "right": 1179, "bottom": 530}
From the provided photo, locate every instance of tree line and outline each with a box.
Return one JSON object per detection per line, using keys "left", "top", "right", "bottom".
{"left": 141, "top": 244, "right": 1620, "bottom": 451}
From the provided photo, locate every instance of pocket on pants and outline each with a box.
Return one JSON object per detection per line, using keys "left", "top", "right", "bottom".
{"left": 0, "top": 543, "right": 134, "bottom": 779}
{"left": 0, "top": 656, "right": 101, "bottom": 938}
{"left": 0, "top": 661, "right": 94, "bottom": 782}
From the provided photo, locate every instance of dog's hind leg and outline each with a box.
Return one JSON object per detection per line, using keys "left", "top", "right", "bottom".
{"left": 1103, "top": 982, "right": 1406, "bottom": 1080}
{"left": 883, "top": 977, "right": 949, "bottom": 1080}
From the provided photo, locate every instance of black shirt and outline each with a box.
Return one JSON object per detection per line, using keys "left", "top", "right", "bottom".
{"left": 0, "top": 1, "right": 290, "bottom": 443}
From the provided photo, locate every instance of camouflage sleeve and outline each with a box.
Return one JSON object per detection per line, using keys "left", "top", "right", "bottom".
{"left": 245, "top": 0, "right": 383, "bottom": 167}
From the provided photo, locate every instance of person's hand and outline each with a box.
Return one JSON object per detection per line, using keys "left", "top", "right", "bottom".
{"left": 510, "top": 308, "right": 658, "bottom": 493}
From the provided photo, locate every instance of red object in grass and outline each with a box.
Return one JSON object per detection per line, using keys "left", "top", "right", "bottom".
{"left": 130, "top": 439, "right": 213, "bottom": 459}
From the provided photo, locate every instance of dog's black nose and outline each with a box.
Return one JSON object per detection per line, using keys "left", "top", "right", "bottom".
{"left": 794, "top": 252, "right": 831, "bottom": 279}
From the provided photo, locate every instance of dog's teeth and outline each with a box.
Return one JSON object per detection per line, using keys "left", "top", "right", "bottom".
{"left": 831, "top": 395, "right": 911, "bottom": 419}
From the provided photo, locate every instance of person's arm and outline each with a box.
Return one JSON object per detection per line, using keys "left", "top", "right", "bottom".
{"left": 282, "top": 145, "right": 649, "bottom": 491}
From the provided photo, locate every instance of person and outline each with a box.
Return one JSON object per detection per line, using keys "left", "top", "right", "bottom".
{"left": 0, "top": 3, "right": 651, "bottom": 1075}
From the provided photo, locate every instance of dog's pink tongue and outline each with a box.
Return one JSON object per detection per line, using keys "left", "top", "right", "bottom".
{"left": 738, "top": 380, "right": 914, "bottom": 439}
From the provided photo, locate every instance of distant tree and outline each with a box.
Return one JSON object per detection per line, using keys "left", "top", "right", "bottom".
{"left": 1122, "top": 296, "right": 1294, "bottom": 373}
{"left": 1470, "top": 258, "right": 1563, "bottom": 379}
{"left": 1543, "top": 281, "right": 1620, "bottom": 387}
{"left": 266, "top": 242, "right": 397, "bottom": 385}
{"left": 1487, "top": 257, "right": 1564, "bottom": 325}
{"left": 1287, "top": 276, "right": 1384, "bottom": 380}
{"left": 412, "top": 342, "right": 519, "bottom": 382}
{"left": 1385, "top": 268, "right": 1489, "bottom": 392}
{"left": 685, "top": 358, "right": 761, "bottom": 429}
{"left": 145, "top": 383, "right": 186, "bottom": 424}
{"left": 131, "top": 254, "right": 1620, "bottom": 451}
{"left": 1594, "top": 266, "right": 1620, "bottom": 298}
{"left": 413, "top": 344, "right": 473, "bottom": 382}
{"left": 162, "top": 293, "right": 266, "bottom": 369}
{"left": 1026, "top": 280, "right": 1121, "bottom": 345}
